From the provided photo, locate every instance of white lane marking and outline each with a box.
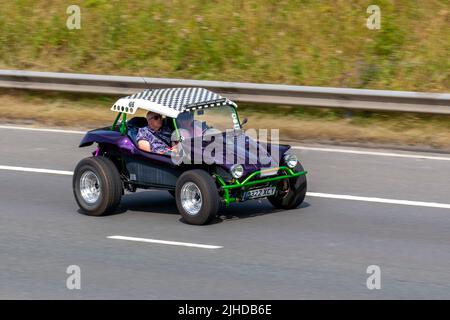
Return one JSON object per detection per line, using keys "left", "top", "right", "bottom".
{"left": 1, "top": 125, "right": 450, "bottom": 161}
{"left": 292, "top": 146, "right": 450, "bottom": 161}
{"left": 0, "top": 165, "right": 73, "bottom": 175}
{"left": 307, "top": 192, "right": 450, "bottom": 209}
{"left": 1, "top": 164, "right": 450, "bottom": 210}
{"left": 107, "top": 236, "right": 223, "bottom": 249}
{"left": 0, "top": 125, "right": 85, "bottom": 134}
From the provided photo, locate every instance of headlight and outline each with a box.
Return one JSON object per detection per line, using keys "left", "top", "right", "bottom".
{"left": 284, "top": 154, "right": 298, "bottom": 169}
{"left": 230, "top": 164, "right": 244, "bottom": 179}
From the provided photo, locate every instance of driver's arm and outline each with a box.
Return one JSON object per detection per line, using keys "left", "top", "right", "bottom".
{"left": 136, "top": 127, "right": 154, "bottom": 152}
{"left": 137, "top": 140, "right": 151, "bottom": 152}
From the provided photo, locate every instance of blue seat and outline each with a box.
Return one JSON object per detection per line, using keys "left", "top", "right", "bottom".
{"left": 126, "top": 117, "right": 147, "bottom": 144}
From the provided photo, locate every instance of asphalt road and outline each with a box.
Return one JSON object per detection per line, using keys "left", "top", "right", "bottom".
{"left": 1, "top": 126, "right": 450, "bottom": 299}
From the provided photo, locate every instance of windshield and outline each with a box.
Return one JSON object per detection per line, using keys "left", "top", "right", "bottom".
{"left": 175, "top": 105, "right": 240, "bottom": 137}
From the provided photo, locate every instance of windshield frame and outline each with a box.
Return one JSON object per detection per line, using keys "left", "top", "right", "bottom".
{"left": 174, "top": 105, "right": 241, "bottom": 139}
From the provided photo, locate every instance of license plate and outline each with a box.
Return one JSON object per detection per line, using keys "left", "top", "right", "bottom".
{"left": 243, "top": 186, "right": 277, "bottom": 200}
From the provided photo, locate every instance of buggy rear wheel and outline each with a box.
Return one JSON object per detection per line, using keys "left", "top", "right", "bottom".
{"left": 268, "top": 163, "right": 307, "bottom": 210}
{"left": 73, "top": 156, "right": 123, "bottom": 216}
{"left": 175, "top": 170, "right": 220, "bottom": 225}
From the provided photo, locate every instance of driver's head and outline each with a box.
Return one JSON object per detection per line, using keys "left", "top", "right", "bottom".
{"left": 146, "top": 111, "right": 163, "bottom": 131}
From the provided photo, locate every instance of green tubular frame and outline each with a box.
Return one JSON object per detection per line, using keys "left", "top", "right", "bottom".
{"left": 111, "top": 112, "right": 121, "bottom": 130}
{"left": 172, "top": 118, "right": 181, "bottom": 141}
{"left": 214, "top": 166, "right": 307, "bottom": 206}
{"left": 111, "top": 112, "right": 127, "bottom": 135}
{"left": 120, "top": 113, "right": 127, "bottom": 134}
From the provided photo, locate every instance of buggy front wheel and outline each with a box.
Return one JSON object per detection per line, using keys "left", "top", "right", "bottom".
{"left": 175, "top": 170, "right": 220, "bottom": 225}
{"left": 268, "top": 163, "right": 307, "bottom": 210}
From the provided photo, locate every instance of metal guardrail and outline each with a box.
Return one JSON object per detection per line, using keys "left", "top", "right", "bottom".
{"left": 1, "top": 69, "right": 449, "bottom": 114}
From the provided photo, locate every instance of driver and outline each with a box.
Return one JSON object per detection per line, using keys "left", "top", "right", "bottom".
{"left": 136, "top": 111, "right": 172, "bottom": 154}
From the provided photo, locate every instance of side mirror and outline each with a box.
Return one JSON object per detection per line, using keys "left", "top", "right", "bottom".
{"left": 241, "top": 117, "right": 248, "bottom": 126}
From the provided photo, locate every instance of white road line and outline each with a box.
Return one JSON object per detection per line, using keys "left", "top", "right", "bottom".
{"left": 1, "top": 125, "right": 450, "bottom": 161}
{"left": 307, "top": 192, "right": 450, "bottom": 209}
{"left": 292, "top": 146, "right": 450, "bottom": 161}
{"left": 0, "top": 125, "right": 85, "bottom": 134}
{"left": 0, "top": 165, "right": 73, "bottom": 175}
{"left": 107, "top": 236, "right": 223, "bottom": 249}
{"left": 1, "top": 164, "right": 449, "bottom": 210}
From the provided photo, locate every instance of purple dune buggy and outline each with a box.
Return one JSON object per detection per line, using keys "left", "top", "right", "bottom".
{"left": 73, "top": 88, "right": 307, "bottom": 225}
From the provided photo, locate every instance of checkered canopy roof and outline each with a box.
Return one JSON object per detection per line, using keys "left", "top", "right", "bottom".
{"left": 111, "top": 87, "right": 236, "bottom": 118}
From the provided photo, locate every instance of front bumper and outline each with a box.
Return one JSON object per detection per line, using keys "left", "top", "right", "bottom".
{"left": 214, "top": 166, "right": 307, "bottom": 206}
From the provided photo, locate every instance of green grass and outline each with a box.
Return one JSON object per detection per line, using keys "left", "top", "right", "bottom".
{"left": 1, "top": 1, "right": 448, "bottom": 149}
{"left": 0, "top": 0, "right": 448, "bottom": 91}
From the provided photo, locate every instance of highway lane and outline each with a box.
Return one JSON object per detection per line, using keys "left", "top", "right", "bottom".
{"left": 1, "top": 126, "right": 450, "bottom": 299}
{"left": 1, "top": 126, "right": 450, "bottom": 203}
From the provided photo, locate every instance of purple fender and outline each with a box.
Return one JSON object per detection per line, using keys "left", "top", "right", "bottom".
{"left": 79, "top": 129, "right": 176, "bottom": 165}
{"left": 79, "top": 129, "right": 126, "bottom": 148}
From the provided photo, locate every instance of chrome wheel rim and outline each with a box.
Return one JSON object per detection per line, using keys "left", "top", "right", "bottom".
{"left": 80, "top": 170, "right": 101, "bottom": 204}
{"left": 180, "top": 182, "right": 203, "bottom": 215}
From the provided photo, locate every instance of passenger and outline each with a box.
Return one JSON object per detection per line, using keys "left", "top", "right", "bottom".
{"left": 136, "top": 111, "right": 172, "bottom": 154}
{"left": 177, "top": 112, "right": 207, "bottom": 138}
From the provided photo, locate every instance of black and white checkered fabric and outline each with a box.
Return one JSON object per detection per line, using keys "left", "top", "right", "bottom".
{"left": 125, "top": 87, "right": 235, "bottom": 112}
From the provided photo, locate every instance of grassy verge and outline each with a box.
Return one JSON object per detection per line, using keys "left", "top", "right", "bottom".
{"left": 1, "top": 90, "right": 450, "bottom": 151}
{"left": 0, "top": 0, "right": 448, "bottom": 91}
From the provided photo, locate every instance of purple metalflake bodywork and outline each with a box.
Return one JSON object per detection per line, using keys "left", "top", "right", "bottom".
{"left": 79, "top": 127, "right": 290, "bottom": 176}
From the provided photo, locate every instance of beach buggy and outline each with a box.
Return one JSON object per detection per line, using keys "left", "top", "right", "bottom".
{"left": 73, "top": 87, "right": 307, "bottom": 225}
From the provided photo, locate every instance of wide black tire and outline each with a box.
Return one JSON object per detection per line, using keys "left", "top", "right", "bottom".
{"left": 175, "top": 170, "right": 220, "bottom": 225}
{"left": 268, "top": 163, "right": 307, "bottom": 210}
{"left": 73, "top": 156, "right": 123, "bottom": 216}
